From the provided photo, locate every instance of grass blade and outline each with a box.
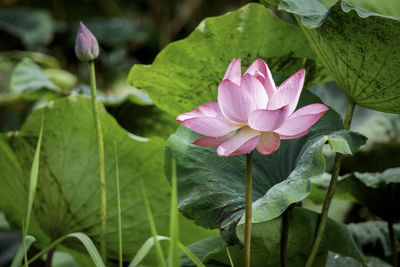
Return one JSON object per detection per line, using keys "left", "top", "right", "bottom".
{"left": 10, "top": 235, "right": 36, "bottom": 267}
{"left": 114, "top": 142, "right": 123, "bottom": 267}
{"left": 68, "top": 233, "right": 105, "bottom": 267}
{"left": 28, "top": 232, "right": 105, "bottom": 267}
{"left": 22, "top": 116, "right": 44, "bottom": 266}
{"left": 169, "top": 157, "right": 180, "bottom": 267}
{"left": 226, "top": 247, "right": 234, "bottom": 267}
{"left": 129, "top": 236, "right": 168, "bottom": 267}
{"left": 25, "top": 116, "right": 44, "bottom": 232}
{"left": 140, "top": 180, "right": 166, "bottom": 267}
{"left": 128, "top": 235, "right": 205, "bottom": 267}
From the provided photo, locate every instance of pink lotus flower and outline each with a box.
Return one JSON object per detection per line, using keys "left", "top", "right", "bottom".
{"left": 177, "top": 59, "right": 328, "bottom": 157}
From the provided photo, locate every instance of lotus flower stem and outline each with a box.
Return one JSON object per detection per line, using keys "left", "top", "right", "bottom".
{"left": 89, "top": 60, "right": 107, "bottom": 261}
{"left": 281, "top": 204, "right": 295, "bottom": 267}
{"left": 244, "top": 152, "right": 253, "bottom": 267}
{"left": 305, "top": 100, "right": 355, "bottom": 267}
{"left": 388, "top": 221, "right": 398, "bottom": 267}
{"left": 280, "top": 210, "right": 289, "bottom": 267}
{"left": 45, "top": 247, "right": 55, "bottom": 267}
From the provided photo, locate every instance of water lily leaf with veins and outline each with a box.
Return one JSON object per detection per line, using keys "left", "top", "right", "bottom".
{"left": 165, "top": 90, "right": 367, "bottom": 240}
{"left": 0, "top": 95, "right": 214, "bottom": 264}
{"left": 278, "top": 0, "right": 400, "bottom": 113}
{"left": 128, "top": 3, "right": 330, "bottom": 117}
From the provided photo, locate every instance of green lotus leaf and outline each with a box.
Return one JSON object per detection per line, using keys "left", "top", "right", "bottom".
{"left": 0, "top": 95, "right": 214, "bottom": 264}
{"left": 279, "top": 0, "right": 400, "bottom": 113}
{"left": 180, "top": 235, "right": 328, "bottom": 267}
{"left": 182, "top": 208, "right": 363, "bottom": 266}
{"left": 128, "top": 3, "right": 330, "bottom": 118}
{"left": 325, "top": 252, "right": 391, "bottom": 267}
{"left": 340, "top": 142, "right": 400, "bottom": 174}
{"left": 0, "top": 8, "right": 55, "bottom": 47}
{"left": 308, "top": 173, "right": 356, "bottom": 205}
{"left": 43, "top": 69, "right": 77, "bottom": 91}
{"left": 165, "top": 90, "right": 366, "bottom": 240}
{"left": 338, "top": 168, "right": 400, "bottom": 222}
{"left": 0, "top": 135, "right": 50, "bottom": 248}
{"left": 309, "top": 167, "right": 400, "bottom": 221}
{"left": 236, "top": 207, "right": 364, "bottom": 266}
{"left": 311, "top": 82, "right": 400, "bottom": 148}
{"left": 180, "top": 235, "right": 227, "bottom": 266}
{"left": 348, "top": 221, "right": 400, "bottom": 261}
{"left": 10, "top": 58, "right": 62, "bottom": 101}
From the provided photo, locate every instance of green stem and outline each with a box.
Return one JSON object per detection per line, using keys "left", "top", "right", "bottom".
{"left": 141, "top": 181, "right": 166, "bottom": 267}
{"left": 244, "top": 152, "right": 253, "bottom": 267}
{"left": 89, "top": 61, "right": 107, "bottom": 261}
{"left": 45, "top": 247, "right": 55, "bottom": 267}
{"left": 22, "top": 221, "right": 28, "bottom": 267}
{"left": 388, "top": 221, "right": 398, "bottom": 267}
{"left": 113, "top": 143, "right": 123, "bottom": 267}
{"left": 281, "top": 206, "right": 294, "bottom": 267}
{"left": 305, "top": 100, "right": 355, "bottom": 267}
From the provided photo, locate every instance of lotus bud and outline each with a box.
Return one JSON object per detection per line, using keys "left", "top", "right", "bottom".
{"left": 74, "top": 22, "right": 99, "bottom": 62}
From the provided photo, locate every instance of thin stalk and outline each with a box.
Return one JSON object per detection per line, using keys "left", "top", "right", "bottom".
{"left": 141, "top": 181, "right": 166, "bottom": 267}
{"left": 305, "top": 100, "right": 356, "bottom": 267}
{"left": 113, "top": 143, "right": 123, "bottom": 267}
{"left": 45, "top": 247, "right": 55, "bottom": 267}
{"left": 169, "top": 157, "right": 180, "bottom": 267}
{"left": 388, "top": 221, "right": 398, "bottom": 267}
{"left": 280, "top": 207, "right": 292, "bottom": 267}
{"left": 22, "top": 221, "right": 28, "bottom": 267}
{"left": 89, "top": 61, "right": 107, "bottom": 261}
{"left": 226, "top": 247, "right": 234, "bottom": 267}
{"left": 244, "top": 152, "right": 253, "bottom": 267}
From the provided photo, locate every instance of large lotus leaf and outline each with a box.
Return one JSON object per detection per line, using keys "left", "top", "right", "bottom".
{"left": 128, "top": 3, "right": 330, "bottom": 117}
{"left": 165, "top": 90, "right": 366, "bottom": 240}
{"left": 182, "top": 208, "right": 363, "bottom": 266}
{"left": 0, "top": 8, "right": 54, "bottom": 47}
{"left": 180, "top": 235, "right": 227, "bottom": 266}
{"left": 236, "top": 207, "right": 363, "bottom": 266}
{"left": 310, "top": 82, "right": 400, "bottom": 175}
{"left": 311, "top": 82, "right": 400, "bottom": 146}
{"left": 181, "top": 234, "right": 328, "bottom": 267}
{"left": 71, "top": 84, "right": 178, "bottom": 139}
{"left": 338, "top": 168, "right": 400, "bottom": 222}
{"left": 309, "top": 167, "right": 400, "bottom": 221}
{"left": 0, "top": 95, "right": 214, "bottom": 264}
{"left": 325, "top": 252, "right": 391, "bottom": 267}
{"left": 345, "top": 0, "right": 400, "bottom": 19}
{"left": 10, "top": 58, "right": 63, "bottom": 101}
{"left": 0, "top": 135, "right": 50, "bottom": 247}
{"left": 308, "top": 173, "right": 356, "bottom": 205}
{"left": 340, "top": 142, "right": 400, "bottom": 174}
{"left": 348, "top": 221, "right": 400, "bottom": 260}
{"left": 0, "top": 51, "right": 60, "bottom": 97}
{"left": 85, "top": 18, "right": 149, "bottom": 47}
{"left": 278, "top": 0, "right": 400, "bottom": 113}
